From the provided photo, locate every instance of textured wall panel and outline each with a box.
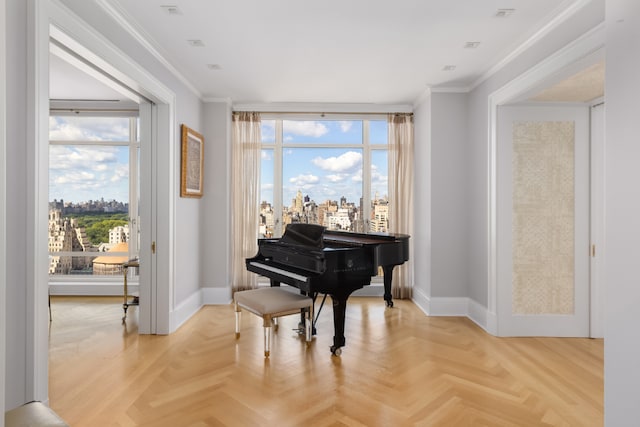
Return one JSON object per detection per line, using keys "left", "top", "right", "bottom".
{"left": 512, "top": 121, "right": 575, "bottom": 314}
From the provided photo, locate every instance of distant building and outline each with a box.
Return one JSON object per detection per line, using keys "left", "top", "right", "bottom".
{"left": 48, "top": 209, "right": 131, "bottom": 274}
{"left": 48, "top": 209, "right": 95, "bottom": 274}
{"left": 109, "top": 225, "right": 130, "bottom": 244}
{"left": 325, "top": 208, "right": 352, "bottom": 230}
{"left": 370, "top": 202, "right": 389, "bottom": 232}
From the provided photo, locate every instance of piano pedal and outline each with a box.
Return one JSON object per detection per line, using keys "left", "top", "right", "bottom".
{"left": 297, "top": 323, "right": 316, "bottom": 335}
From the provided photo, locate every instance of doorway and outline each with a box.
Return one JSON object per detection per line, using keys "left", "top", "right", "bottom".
{"left": 48, "top": 37, "right": 148, "bottom": 322}
{"left": 487, "top": 27, "right": 605, "bottom": 338}
{"left": 45, "top": 11, "right": 177, "bottom": 335}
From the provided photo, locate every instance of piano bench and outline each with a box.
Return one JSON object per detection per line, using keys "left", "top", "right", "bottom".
{"left": 234, "top": 287, "right": 313, "bottom": 358}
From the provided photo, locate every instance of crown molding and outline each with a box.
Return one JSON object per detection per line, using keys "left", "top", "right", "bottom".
{"left": 430, "top": 86, "right": 471, "bottom": 94}
{"left": 412, "top": 87, "right": 432, "bottom": 109}
{"left": 203, "top": 97, "right": 232, "bottom": 106}
{"left": 232, "top": 102, "right": 413, "bottom": 114}
{"left": 95, "top": 0, "right": 202, "bottom": 100}
{"left": 470, "top": 0, "right": 597, "bottom": 91}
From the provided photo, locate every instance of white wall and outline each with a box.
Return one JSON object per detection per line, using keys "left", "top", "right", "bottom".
{"left": 604, "top": 1, "right": 640, "bottom": 423}
{"left": 201, "top": 101, "right": 231, "bottom": 295}
{"left": 412, "top": 93, "right": 431, "bottom": 302}
{"left": 429, "top": 93, "right": 469, "bottom": 298}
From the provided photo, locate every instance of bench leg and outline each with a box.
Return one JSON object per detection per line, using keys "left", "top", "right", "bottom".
{"left": 235, "top": 302, "right": 241, "bottom": 338}
{"left": 263, "top": 315, "right": 272, "bottom": 358}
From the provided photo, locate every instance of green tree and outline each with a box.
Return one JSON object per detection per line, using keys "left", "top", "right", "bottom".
{"left": 86, "top": 219, "right": 128, "bottom": 245}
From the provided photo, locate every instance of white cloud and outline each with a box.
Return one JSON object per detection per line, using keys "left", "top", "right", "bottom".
{"left": 110, "top": 165, "right": 129, "bottom": 183}
{"left": 50, "top": 146, "right": 119, "bottom": 171}
{"left": 326, "top": 173, "right": 348, "bottom": 183}
{"left": 312, "top": 151, "right": 362, "bottom": 172}
{"left": 54, "top": 171, "right": 95, "bottom": 185}
{"left": 283, "top": 121, "right": 329, "bottom": 138}
{"left": 261, "top": 120, "right": 276, "bottom": 142}
{"left": 371, "top": 164, "right": 388, "bottom": 185}
{"left": 49, "top": 145, "right": 128, "bottom": 203}
{"left": 49, "top": 116, "right": 129, "bottom": 141}
{"left": 289, "top": 174, "right": 319, "bottom": 187}
{"left": 339, "top": 121, "right": 353, "bottom": 132}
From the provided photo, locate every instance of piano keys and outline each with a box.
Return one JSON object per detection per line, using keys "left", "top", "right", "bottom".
{"left": 246, "top": 223, "right": 410, "bottom": 355}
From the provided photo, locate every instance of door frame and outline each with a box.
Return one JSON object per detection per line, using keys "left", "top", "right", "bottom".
{"left": 496, "top": 104, "right": 590, "bottom": 336}
{"left": 487, "top": 24, "right": 604, "bottom": 336}
{"left": 589, "top": 101, "right": 605, "bottom": 338}
{"left": 1, "top": 0, "right": 6, "bottom": 418}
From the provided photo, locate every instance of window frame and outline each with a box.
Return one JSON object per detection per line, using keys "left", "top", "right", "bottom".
{"left": 260, "top": 113, "right": 388, "bottom": 237}
{"left": 48, "top": 114, "right": 140, "bottom": 282}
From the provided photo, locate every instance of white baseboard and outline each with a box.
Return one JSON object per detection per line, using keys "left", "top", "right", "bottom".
{"left": 201, "top": 286, "right": 233, "bottom": 305}
{"left": 170, "top": 290, "right": 203, "bottom": 332}
{"left": 49, "top": 283, "right": 138, "bottom": 296}
{"left": 411, "top": 288, "right": 492, "bottom": 334}
{"left": 169, "top": 286, "right": 233, "bottom": 333}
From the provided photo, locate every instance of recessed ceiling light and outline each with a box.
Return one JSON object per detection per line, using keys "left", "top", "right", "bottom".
{"left": 187, "top": 40, "right": 205, "bottom": 47}
{"left": 464, "top": 41, "right": 481, "bottom": 49}
{"left": 495, "top": 8, "right": 515, "bottom": 18}
{"left": 207, "top": 64, "right": 222, "bottom": 70}
{"left": 443, "top": 65, "right": 456, "bottom": 71}
{"left": 160, "top": 5, "right": 182, "bottom": 15}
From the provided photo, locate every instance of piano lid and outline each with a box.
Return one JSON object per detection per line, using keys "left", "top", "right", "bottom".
{"left": 280, "top": 223, "right": 325, "bottom": 249}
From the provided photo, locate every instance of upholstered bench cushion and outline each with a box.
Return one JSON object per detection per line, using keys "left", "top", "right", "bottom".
{"left": 234, "top": 287, "right": 312, "bottom": 315}
{"left": 5, "top": 401, "right": 69, "bottom": 427}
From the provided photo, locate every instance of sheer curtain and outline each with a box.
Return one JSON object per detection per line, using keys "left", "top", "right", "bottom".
{"left": 231, "top": 111, "right": 261, "bottom": 292}
{"left": 388, "top": 113, "right": 414, "bottom": 299}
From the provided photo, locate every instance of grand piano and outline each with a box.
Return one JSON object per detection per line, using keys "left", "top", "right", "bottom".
{"left": 246, "top": 223, "right": 410, "bottom": 355}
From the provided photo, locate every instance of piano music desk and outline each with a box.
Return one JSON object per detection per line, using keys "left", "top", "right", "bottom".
{"left": 234, "top": 287, "right": 313, "bottom": 358}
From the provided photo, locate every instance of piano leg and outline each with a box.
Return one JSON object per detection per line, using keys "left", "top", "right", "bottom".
{"left": 383, "top": 265, "right": 395, "bottom": 308}
{"left": 330, "top": 294, "right": 348, "bottom": 356}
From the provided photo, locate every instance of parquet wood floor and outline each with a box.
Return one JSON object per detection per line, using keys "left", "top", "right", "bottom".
{"left": 48, "top": 296, "right": 603, "bottom": 426}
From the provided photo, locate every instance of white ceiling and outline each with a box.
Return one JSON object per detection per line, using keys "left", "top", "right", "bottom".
{"left": 51, "top": 0, "right": 600, "bottom": 106}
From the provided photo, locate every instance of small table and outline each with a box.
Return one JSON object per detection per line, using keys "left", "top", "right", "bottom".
{"left": 122, "top": 259, "right": 139, "bottom": 322}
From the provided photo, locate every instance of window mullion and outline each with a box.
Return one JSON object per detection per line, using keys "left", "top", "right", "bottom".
{"left": 274, "top": 119, "right": 283, "bottom": 237}
{"left": 362, "top": 120, "right": 372, "bottom": 232}
{"left": 129, "top": 117, "right": 139, "bottom": 259}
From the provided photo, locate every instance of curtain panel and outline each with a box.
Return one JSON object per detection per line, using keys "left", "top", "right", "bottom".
{"left": 388, "top": 113, "right": 414, "bottom": 299}
{"left": 231, "top": 112, "right": 261, "bottom": 292}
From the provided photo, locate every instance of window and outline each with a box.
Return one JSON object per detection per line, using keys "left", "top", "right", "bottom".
{"left": 48, "top": 115, "right": 139, "bottom": 278}
{"left": 259, "top": 116, "right": 388, "bottom": 238}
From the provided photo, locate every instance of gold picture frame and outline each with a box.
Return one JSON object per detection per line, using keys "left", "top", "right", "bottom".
{"left": 180, "top": 124, "right": 204, "bottom": 198}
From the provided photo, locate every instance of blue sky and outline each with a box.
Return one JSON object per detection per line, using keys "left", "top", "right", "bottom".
{"left": 49, "top": 116, "right": 131, "bottom": 204}
{"left": 260, "top": 120, "right": 388, "bottom": 206}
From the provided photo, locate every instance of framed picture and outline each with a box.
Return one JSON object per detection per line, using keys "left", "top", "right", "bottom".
{"left": 180, "top": 124, "right": 204, "bottom": 198}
